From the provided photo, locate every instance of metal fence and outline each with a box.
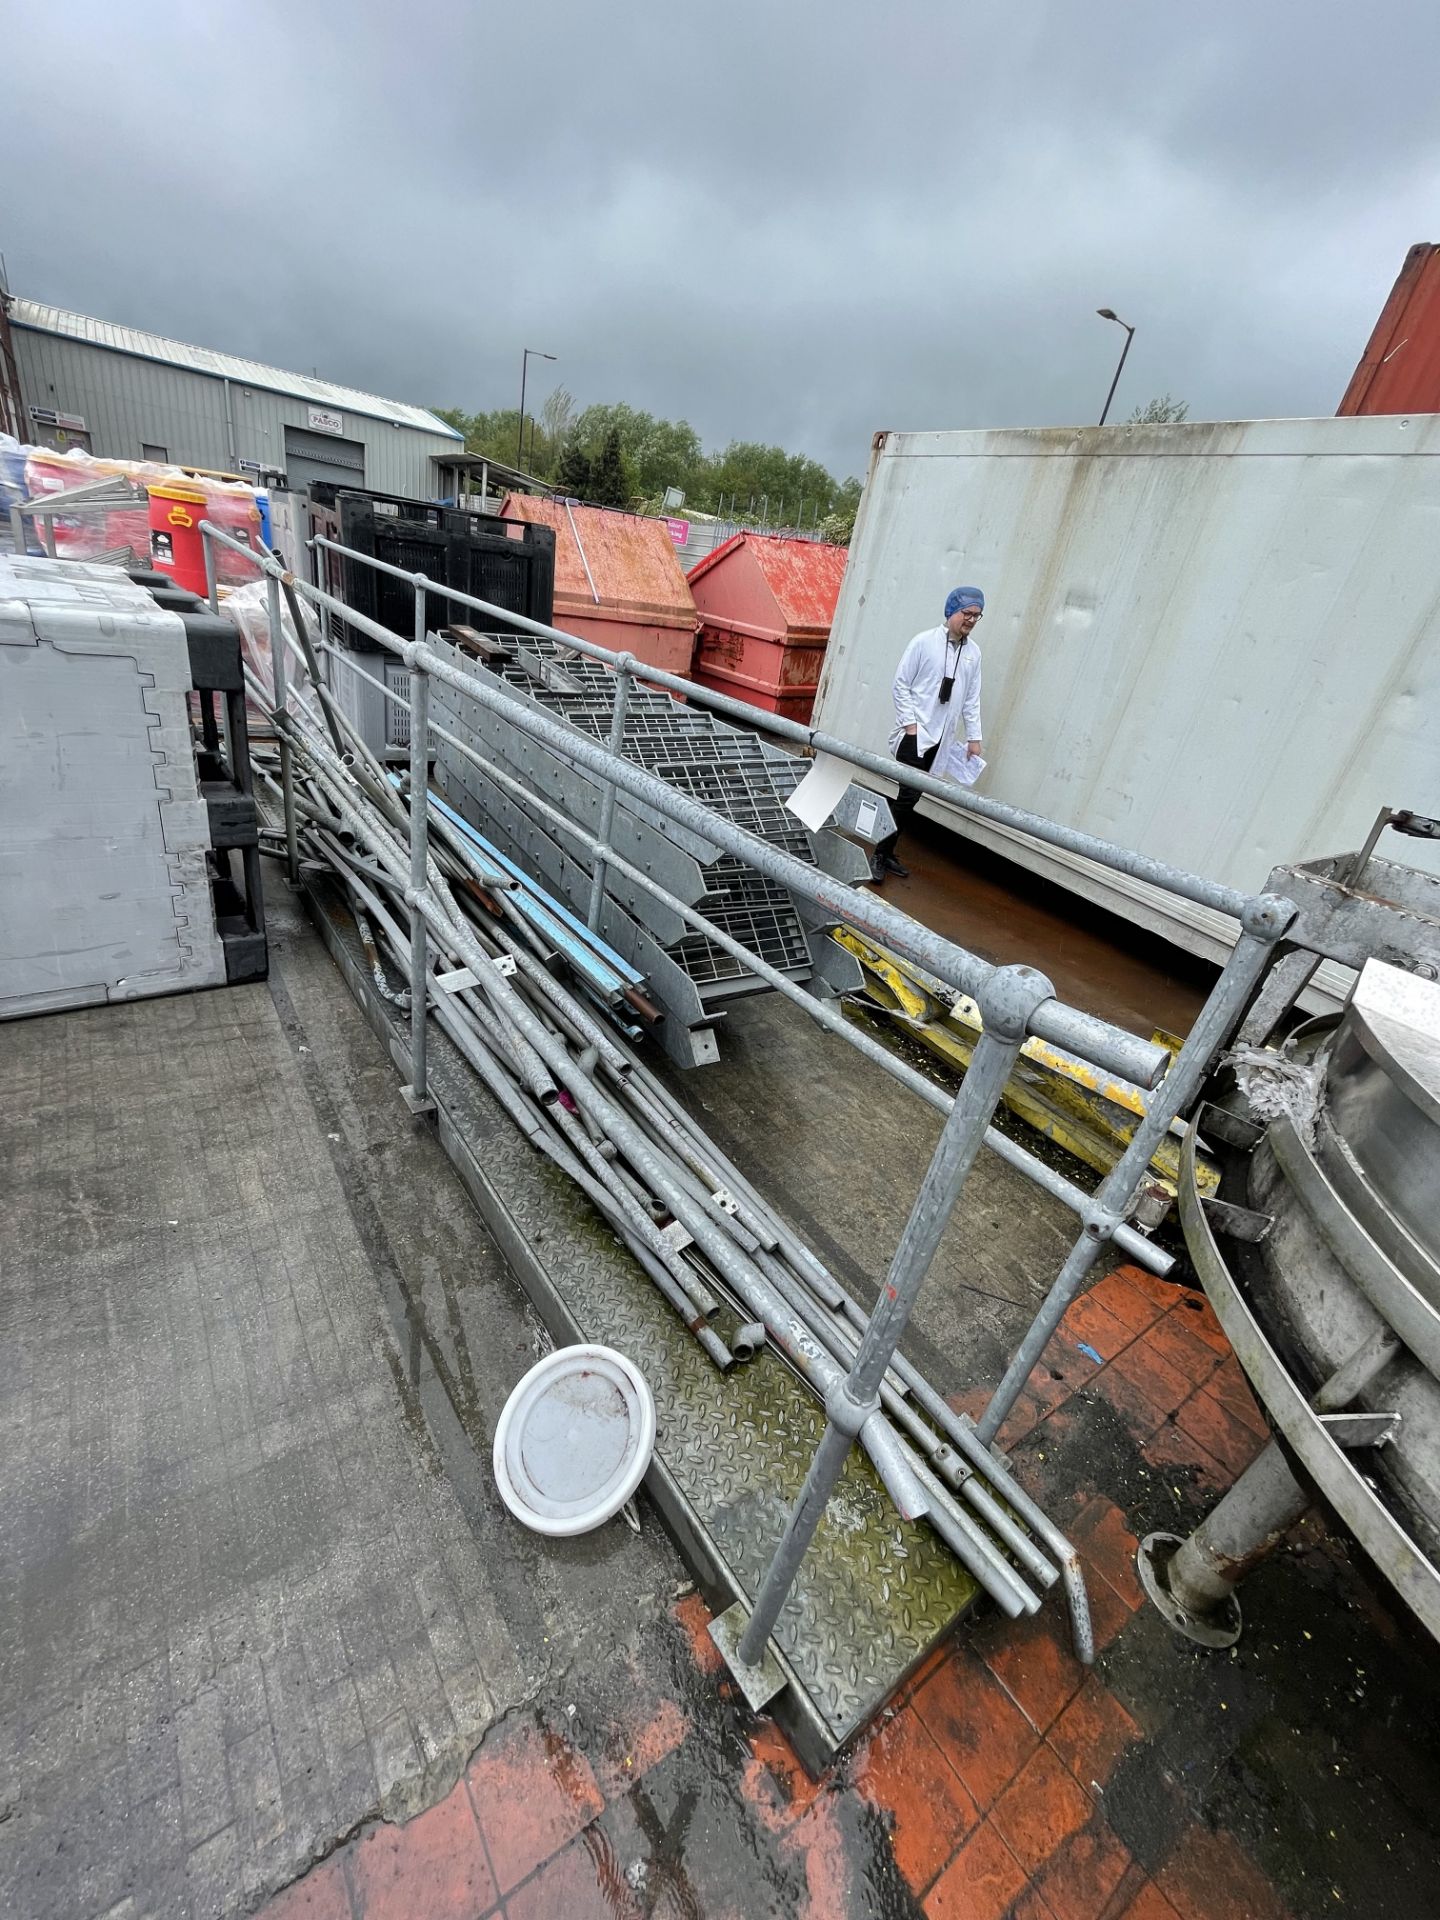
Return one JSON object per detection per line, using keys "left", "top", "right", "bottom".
{"left": 200, "top": 514, "right": 1297, "bottom": 1691}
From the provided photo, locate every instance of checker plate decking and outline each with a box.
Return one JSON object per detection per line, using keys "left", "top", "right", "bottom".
{"left": 305, "top": 880, "right": 979, "bottom": 1769}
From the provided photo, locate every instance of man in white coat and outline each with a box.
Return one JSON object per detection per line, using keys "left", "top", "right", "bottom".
{"left": 870, "top": 585, "right": 986, "bottom": 883}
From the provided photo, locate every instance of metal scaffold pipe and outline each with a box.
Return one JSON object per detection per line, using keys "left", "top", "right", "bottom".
{"left": 256, "top": 707, "right": 1067, "bottom": 1630}
{"left": 201, "top": 519, "right": 1171, "bottom": 1092}
{"left": 306, "top": 531, "right": 1257, "bottom": 922}
{"left": 424, "top": 702, "right": 1173, "bottom": 1276}
{"left": 211, "top": 511, "right": 1306, "bottom": 1681}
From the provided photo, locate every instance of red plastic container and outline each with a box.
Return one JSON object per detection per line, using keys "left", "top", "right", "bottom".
{"left": 148, "top": 484, "right": 209, "bottom": 595}
{"left": 687, "top": 532, "right": 848, "bottom": 722}
{"left": 199, "top": 484, "right": 264, "bottom": 584}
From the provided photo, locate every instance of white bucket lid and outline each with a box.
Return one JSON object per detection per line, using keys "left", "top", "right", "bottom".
{"left": 492, "top": 1344, "right": 656, "bottom": 1537}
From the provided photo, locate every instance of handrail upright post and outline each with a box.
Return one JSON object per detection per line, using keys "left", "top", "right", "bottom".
{"left": 977, "top": 909, "right": 1291, "bottom": 1444}
{"left": 733, "top": 968, "right": 1048, "bottom": 1671}
{"left": 265, "top": 571, "right": 300, "bottom": 884}
{"left": 203, "top": 527, "right": 219, "bottom": 613}
{"left": 587, "top": 657, "right": 633, "bottom": 930}
{"left": 403, "top": 575, "right": 434, "bottom": 1112}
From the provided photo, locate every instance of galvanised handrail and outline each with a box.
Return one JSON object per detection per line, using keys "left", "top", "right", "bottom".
{"left": 200, "top": 516, "right": 1296, "bottom": 1690}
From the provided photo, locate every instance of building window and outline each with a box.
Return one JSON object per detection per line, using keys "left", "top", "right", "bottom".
{"left": 142, "top": 443, "right": 168, "bottom": 463}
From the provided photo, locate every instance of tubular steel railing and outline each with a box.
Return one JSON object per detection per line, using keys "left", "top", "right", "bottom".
{"left": 200, "top": 517, "right": 1295, "bottom": 1688}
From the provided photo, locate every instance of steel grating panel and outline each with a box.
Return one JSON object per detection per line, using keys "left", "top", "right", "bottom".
{"left": 427, "top": 632, "right": 821, "bottom": 1013}
{"left": 307, "top": 879, "right": 980, "bottom": 1767}
{"left": 432, "top": 662, "right": 726, "bottom": 868}
{"left": 440, "top": 754, "right": 693, "bottom": 949}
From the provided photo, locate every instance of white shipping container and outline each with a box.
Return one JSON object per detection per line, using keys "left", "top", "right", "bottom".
{"left": 815, "top": 417, "right": 1440, "bottom": 988}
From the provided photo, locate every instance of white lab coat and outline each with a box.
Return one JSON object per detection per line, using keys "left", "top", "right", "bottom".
{"left": 889, "top": 626, "right": 982, "bottom": 780}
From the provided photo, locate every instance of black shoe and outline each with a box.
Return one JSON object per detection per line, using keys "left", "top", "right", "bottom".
{"left": 868, "top": 852, "right": 888, "bottom": 885}
{"left": 884, "top": 853, "right": 910, "bottom": 878}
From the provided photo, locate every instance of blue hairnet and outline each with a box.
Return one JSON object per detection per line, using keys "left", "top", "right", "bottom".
{"left": 944, "top": 586, "right": 985, "bottom": 619}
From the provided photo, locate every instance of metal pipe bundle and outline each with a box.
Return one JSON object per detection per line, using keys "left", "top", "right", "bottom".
{"left": 249, "top": 709, "right": 1084, "bottom": 1634}
{"left": 207, "top": 512, "right": 1237, "bottom": 1660}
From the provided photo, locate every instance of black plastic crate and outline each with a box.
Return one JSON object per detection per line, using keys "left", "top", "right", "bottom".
{"left": 309, "top": 487, "right": 555, "bottom": 646}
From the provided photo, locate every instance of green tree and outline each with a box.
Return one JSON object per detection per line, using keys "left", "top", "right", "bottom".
{"left": 589, "top": 426, "right": 631, "bottom": 507}
{"left": 633, "top": 417, "right": 704, "bottom": 498}
{"left": 572, "top": 402, "right": 649, "bottom": 461}
{"left": 540, "top": 385, "right": 577, "bottom": 454}
{"left": 435, "top": 396, "right": 863, "bottom": 522}
{"left": 1127, "top": 394, "right": 1189, "bottom": 423}
{"left": 816, "top": 476, "right": 864, "bottom": 544}
{"left": 696, "top": 440, "right": 843, "bottom": 522}
{"left": 553, "top": 440, "right": 593, "bottom": 499}
{"left": 431, "top": 404, "right": 569, "bottom": 480}
{"left": 571, "top": 403, "right": 703, "bottom": 498}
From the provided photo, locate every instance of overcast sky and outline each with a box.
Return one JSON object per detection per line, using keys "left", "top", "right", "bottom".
{"left": 6, "top": 2, "right": 1437, "bottom": 479}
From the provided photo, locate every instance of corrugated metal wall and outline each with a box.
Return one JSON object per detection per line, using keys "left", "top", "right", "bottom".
{"left": 11, "top": 328, "right": 457, "bottom": 496}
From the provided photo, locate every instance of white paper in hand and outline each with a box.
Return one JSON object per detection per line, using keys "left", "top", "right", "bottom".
{"left": 949, "top": 754, "right": 986, "bottom": 789}
{"left": 784, "top": 752, "right": 852, "bottom": 831}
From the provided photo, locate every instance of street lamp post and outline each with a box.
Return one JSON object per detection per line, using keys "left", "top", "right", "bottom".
{"left": 518, "top": 348, "right": 557, "bottom": 469}
{"left": 1096, "top": 309, "right": 1135, "bottom": 425}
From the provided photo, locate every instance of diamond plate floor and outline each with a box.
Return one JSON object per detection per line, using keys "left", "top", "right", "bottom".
{"left": 305, "top": 879, "right": 980, "bottom": 1769}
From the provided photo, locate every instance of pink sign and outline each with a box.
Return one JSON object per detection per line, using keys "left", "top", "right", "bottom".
{"left": 665, "top": 517, "right": 690, "bottom": 546}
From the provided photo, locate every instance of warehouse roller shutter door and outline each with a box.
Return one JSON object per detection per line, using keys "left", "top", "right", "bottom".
{"left": 283, "top": 425, "right": 365, "bottom": 492}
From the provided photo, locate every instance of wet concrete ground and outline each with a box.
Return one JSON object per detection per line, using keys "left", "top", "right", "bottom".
{"left": 5, "top": 885, "right": 1440, "bottom": 1918}
{"left": 247, "top": 1253, "right": 1440, "bottom": 1920}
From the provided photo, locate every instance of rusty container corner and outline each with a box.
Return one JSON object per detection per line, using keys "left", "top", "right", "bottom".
{"left": 687, "top": 530, "right": 849, "bottom": 724}
{"left": 499, "top": 493, "right": 700, "bottom": 675}
{"left": 1338, "top": 240, "right": 1440, "bottom": 416}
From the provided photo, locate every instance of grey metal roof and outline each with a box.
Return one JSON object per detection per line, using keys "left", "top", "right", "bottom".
{"left": 9, "top": 298, "right": 464, "bottom": 440}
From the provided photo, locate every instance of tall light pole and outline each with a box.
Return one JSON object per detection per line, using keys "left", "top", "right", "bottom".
{"left": 518, "top": 348, "right": 557, "bottom": 468}
{"left": 1096, "top": 309, "right": 1134, "bottom": 425}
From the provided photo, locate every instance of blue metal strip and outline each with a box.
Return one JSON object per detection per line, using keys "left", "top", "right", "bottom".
{"left": 420, "top": 784, "right": 646, "bottom": 994}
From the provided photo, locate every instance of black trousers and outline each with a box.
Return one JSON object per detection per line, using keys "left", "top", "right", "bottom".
{"left": 879, "top": 734, "right": 940, "bottom": 857}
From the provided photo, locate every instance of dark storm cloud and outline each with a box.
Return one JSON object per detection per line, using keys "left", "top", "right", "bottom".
{"left": 7, "top": 1, "right": 1438, "bottom": 479}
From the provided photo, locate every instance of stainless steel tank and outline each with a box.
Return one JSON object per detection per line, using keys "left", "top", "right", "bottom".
{"left": 1145, "top": 957, "right": 1440, "bottom": 1645}
{"left": 1245, "top": 962, "right": 1440, "bottom": 1569}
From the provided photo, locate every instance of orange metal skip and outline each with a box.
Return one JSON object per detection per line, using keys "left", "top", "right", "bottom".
{"left": 688, "top": 531, "right": 848, "bottom": 723}
{"left": 499, "top": 494, "right": 699, "bottom": 674}
{"left": 1338, "top": 241, "right": 1440, "bottom": 415}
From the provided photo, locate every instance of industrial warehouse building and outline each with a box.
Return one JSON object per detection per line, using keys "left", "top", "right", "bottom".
{"left": 5, "top": 297, "right": 462, "bottom": 496}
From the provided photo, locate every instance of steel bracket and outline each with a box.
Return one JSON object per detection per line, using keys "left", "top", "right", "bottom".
{"left": 1198, "top": 1101, "right": 1265, "bottom": 1152}
{"left": 1200, "top": 1194, "right": 1273, "bottom": 1244}
{"left": 1136, "top": 1532, "right": 1243, "bottom": 1649}
{"left": 1267, "top": 853, "right": 1440, "bottom": 974}
{"left": 1318, "top": 1411, "right": 1401, "bottom": 1450}
{"left": 707, "top": 1602, "right": 788, "bottom": 1712}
